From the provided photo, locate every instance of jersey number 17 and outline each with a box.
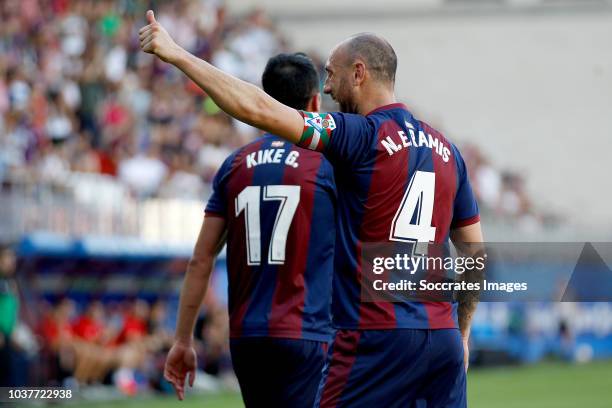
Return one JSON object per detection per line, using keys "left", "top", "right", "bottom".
{"left": 235, "top": 185, "right": 300, "bottom": 266}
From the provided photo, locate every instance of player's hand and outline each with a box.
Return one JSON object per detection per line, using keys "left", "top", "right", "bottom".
{"left": 164, "top": 340, "right": 197, "bottom": 400}
{"left": 139, "top": 10, "right": 183, "bottom": 63}
{"left": 462, "top": 336, "right": 470, "bottom": 373}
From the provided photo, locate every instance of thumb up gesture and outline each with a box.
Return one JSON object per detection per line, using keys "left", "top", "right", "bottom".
{"left": 139, "top": 10, "right": 182, "bottom": 63}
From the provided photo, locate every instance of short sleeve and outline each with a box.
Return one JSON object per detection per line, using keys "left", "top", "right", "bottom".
{"left": 296, "top": 111, "right": 373, "bottom": 167}
{"left": 204, "top": 154, "right": 235, "bottom": 218}
{"left": 451, "top": 146, "right": 480, "bottom": 229}
{"left": 320, "top": 156, "right": 337, "bottom": 200}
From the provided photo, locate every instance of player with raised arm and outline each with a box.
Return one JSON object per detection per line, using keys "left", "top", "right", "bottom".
{"left": 163, "top": 53, "right": 337, "bottom": 408}
{"left": 141, "top": 10, "right": 483, "bottom": 407}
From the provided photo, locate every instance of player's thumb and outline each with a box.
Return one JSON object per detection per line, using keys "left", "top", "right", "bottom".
{"left": 146, "top": 10, "right": 157, "bottom": 24}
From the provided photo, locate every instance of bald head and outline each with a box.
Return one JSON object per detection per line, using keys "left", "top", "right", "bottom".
{"left": 323, "top": 33, "right": 398, "bottom": 113}
{"left": 340, "top": 33, "right": 397, "bottom": 85}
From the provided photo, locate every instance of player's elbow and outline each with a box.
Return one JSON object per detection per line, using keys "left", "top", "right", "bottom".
{"left": 187, "top": 255, "right": 214, "bottom": 277}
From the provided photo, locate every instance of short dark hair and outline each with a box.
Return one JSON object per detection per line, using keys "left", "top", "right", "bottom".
{"left": 262, "top": 53, "right": 319, "bottom": 110}
{"left": 346, "top": 33, "right": 397, "bottom": 84}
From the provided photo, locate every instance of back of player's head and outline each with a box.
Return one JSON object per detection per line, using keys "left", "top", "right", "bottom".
{"left": 345, "top": 33, "right": 397, "bottom": 85}
{"left": 262, "top": 52, "right": 320, "bottom": 110}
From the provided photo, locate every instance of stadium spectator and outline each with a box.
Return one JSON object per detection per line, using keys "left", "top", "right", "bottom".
{"left": 117, "top": 144, "right": 168, "bottom": 198}
{"left": 39, "top": 298, "right": 75, "bottom": 350}
{"left": 0, "top": 246, "right": 19, "bottom": 386}
{"left": 115, "top": 299, "right": 150, "bottom": 344}
{"left": 71, "top": 300, "right": 106, "bottom": 344}
{"left": 38, "top": 298, "right": 76, "bottom": 385}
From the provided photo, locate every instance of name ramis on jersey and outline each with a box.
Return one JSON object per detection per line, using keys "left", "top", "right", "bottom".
{"left": 246, "top": 147, "right": 300, "bottom": 169}
{"left": 380, "top": 121, "right": 451, "bottom": 163}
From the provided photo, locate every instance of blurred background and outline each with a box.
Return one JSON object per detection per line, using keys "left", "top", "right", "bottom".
{"left": 0, "top": 0, "right": 611, "bottom": 407}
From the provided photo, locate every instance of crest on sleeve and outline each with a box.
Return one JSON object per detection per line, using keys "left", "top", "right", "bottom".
{"left": 298, "top": 111, "right": 336, "bottom": 152}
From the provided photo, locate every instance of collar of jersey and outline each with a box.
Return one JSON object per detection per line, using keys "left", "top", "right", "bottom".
{"left": 366, "top": 103, "right": 409, "bottom": 116}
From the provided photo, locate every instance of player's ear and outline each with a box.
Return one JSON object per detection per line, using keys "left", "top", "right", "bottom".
{"left": 307, "top": 93, "right": 321, "bottom": 113}
{"left": 354, "top": 60, "right": 366, "bottom": 86}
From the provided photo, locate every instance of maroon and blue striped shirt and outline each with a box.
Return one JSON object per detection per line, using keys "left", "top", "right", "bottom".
{"left": 297, "top": 103, "right": 480, "bottom": 330}
{"left": 206, "top": 134, "right": 336, "bottom": 341}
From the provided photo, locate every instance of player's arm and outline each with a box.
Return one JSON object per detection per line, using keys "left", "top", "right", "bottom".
{"left": 450, "top": 222, "right": 484, "bottom": 339}
{"left": 175, "top": 215, "right": 226, "bottom": 345}
{"left": 451, "top": 221, "right": 484, "bottom": 372}
{"left": 139, "top": 10, "right": 303, "bottom": 144}
{"left": 165, "top": 215, "right": 226, "bottom": 400}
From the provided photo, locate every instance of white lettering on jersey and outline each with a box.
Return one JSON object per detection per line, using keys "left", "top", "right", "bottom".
{"left": 272, "top": 149, "right": 284, "bottom": 163}
{"left": 379, "top": 121, "right": 451, "bottom": 163}
{"left": 246, "top": 152, "right": 257, "bottom": 168}
{"left": 381, "top": 136, "right": 402, "bottom": 155}
{"left": 262, "top": 149, "right": 274, "bottom": 164}
{"left": 285, "top": 151, "right": 300, "bottom": 168}
{"left": 246, "top": 148, "right": 299, "bottom": 169}
{"left": 418, "top": 131, "right": 429, "bottom": 148}
{"left": 442, "top": 146, "right": 450, "bottom": 162}
{"left": 398, "top": 131, "right": 411, "bottom": 148}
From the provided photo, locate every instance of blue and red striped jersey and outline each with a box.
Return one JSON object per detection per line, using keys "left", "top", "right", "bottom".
{"left": 206, "top": 134, "right": 336, "bottom": 341}
{"left": 297, "top": 104, "right": 480, "bottom": 330}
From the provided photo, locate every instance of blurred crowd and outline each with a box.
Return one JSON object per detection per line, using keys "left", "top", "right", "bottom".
{"left": 34, "top": 296, "right": 232, "bottom": 394}
{"left": 0, "top": 0, "right": 551, "bottom": 228}
{"left": 1, "top": 243, "right": 232, "bottom": 393}
{"left": 461, "top": 143, "right": 556, "bottom": 229}
{"left": 0, "top": 0, "right": 286, "bottom": 200}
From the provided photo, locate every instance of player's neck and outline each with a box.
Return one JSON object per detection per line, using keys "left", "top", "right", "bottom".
{"left": 356, "top": 89, "right": 396, "bottom": 116}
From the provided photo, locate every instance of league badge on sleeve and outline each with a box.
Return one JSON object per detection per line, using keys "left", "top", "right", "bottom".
{"left": 299, "top": 111, "right": 336, "bottom": 152}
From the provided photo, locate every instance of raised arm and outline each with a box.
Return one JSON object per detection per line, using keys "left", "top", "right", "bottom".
{"left": 139, "top": 10, "right": 304, "bottom": 143}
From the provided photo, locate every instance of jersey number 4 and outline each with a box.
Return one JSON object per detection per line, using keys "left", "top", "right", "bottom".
{"left": 235, "top": 185, "right": 300, "bottom": 266}
{"left": 390, "top": 171, "right": 437, "bottom": 253}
